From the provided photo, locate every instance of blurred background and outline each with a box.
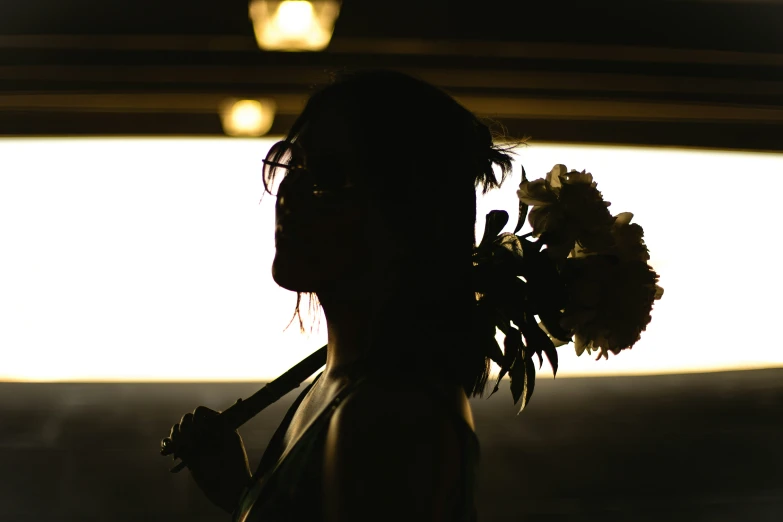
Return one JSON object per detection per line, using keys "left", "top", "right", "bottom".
{"left": 1, "top": 0, "right": 782, "bottom": 521}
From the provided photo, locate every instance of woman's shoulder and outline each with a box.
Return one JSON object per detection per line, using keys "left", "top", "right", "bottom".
{"left": 322, "top": 373, "right": 470, "bottom": 521}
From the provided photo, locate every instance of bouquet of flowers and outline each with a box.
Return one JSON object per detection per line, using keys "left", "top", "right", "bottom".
{"left": 473, "top": 164, "right": 664, "bottom": 412}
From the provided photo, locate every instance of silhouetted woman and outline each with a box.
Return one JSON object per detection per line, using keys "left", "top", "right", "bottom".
{"left": 167, "top": 70, "right": 514, "bottom": 522}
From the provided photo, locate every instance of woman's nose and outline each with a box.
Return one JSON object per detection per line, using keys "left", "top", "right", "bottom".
{"left": 277, "top": 169, "right": 303, "bottom": 196}
{"left": 277, "top": 171, "right": 313, "bottom": 205}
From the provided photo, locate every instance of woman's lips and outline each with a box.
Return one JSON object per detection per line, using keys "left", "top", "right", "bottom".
{"left": 274, "top": 227, "right": 290, "bottom": 248}
{"left": 275, "top": 222, "right": 306, "bottom": 244}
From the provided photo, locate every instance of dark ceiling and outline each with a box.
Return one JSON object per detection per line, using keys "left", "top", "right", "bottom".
{"left": 2, "top": 0, "right": 783, "bottom": 150}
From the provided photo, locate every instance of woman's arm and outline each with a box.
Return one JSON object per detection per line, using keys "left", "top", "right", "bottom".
{"left": 322, "top": 380, "right": 463, "bottom": 522}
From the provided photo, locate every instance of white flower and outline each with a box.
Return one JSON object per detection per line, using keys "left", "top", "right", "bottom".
{"left": 517, "top": 164, "right": 613, "bottom": 261}
{"left": 609, "top": 212, "right": 651, "bottom": 262}
{"left": 561, "top": 255, "right": 663, "bottom": 359}
{"left": 516, "top": 164, "right": 563, "bottom": 206}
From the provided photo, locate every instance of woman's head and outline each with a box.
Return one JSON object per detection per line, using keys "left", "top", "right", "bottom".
{"left": 269, "top": 101, "right": 370, "bottom": 293}
{"left": 264, "top": 70, "right": 517, "bottom": 394}
{"left": 268, "top": 70, "right": 512, "bottom": 290}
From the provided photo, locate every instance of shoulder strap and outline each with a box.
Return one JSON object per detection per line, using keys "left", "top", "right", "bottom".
{"left": 252, "top": 372, "right": 323, "bottom": 479}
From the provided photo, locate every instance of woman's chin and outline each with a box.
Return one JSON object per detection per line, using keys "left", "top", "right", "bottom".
{"left": 271, "top": 258, "right": 317, "bottom": 292}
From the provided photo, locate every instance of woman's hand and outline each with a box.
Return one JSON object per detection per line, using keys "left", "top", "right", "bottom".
{"left": 166, "top": 406, "right": 252, "bottom": 514}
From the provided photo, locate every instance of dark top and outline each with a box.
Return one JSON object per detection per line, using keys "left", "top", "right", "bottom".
{"left": 232, "top": 371, "right": 480, "bottom": 522}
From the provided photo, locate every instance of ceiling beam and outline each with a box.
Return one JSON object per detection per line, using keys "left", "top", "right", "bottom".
{"left": 1, "top": 35, "right": 783, "bottom": 68}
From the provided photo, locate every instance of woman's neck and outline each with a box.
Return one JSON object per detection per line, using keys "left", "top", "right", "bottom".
{"left": 315, "top": 266, "right": 472, "bottom": 385}
{"left": 317, "top": 287, "right": 373, "bottom": 382}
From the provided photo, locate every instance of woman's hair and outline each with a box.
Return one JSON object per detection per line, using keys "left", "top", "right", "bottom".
{"left": 271, "top": 69, "right": 519, "bottom": 396}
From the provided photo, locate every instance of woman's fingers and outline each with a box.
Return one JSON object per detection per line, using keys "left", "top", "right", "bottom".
{"left": 169, "top": 423, "right": 180, "bottom": 441}
{"left": 165, "top": 407, "right": 222, "bottom": 461}
{"left": 179, "top": 412, "right": 194, "bottom": 435}
{"left": 160, "top": 436, "right": 174, "bottom": 456}
{"left": 193, "top": 406, "right": 219, "bottom": 423}
{"left": 167, "top": 421, "right": 189, "bottom": 460}
{"left": 193, "top": 407, "right": 222, "bottom": 439}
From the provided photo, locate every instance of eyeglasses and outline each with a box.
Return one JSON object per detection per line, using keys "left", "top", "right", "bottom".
{"left": 262, "top": 140, "right": 356, "bottom": 198}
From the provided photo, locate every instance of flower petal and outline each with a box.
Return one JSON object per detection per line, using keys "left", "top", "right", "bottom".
{"left": 527, "top": 206, "right": 551, "bottom": 236}
{"left": 547, "top": 164, "right": 567, "bottom": 189}
{"left": 574, "top": 334, "right": 588, "bottom": 356}
{"left": 613, "top": 212, "right": 634, "bottom": 227}
{"left": 517, "top": 178, "right": 555, "bottom": 206}
{"left": 562, "top": 170, "right": 594, "bottom": 185}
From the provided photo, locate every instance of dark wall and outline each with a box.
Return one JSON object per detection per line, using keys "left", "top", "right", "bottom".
{"left": 1, "top": 368, "right": 782, "bottom": 521}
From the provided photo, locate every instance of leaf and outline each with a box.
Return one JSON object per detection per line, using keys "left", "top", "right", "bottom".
{"left": 515, "top": 200, "right": 529, "bottom": 235}
{"left": 496, "top": 233, "right": 524, "bottom": 258}
{"left": 487, "top": 365, "right": 509, "bottom": 399}
{"left": 509, "top": 356, "right": 525, "bottom": 405}
{"left": 491, "top": 309, "right": 513, "bottom": 337}
{"left": 523, "top": 249, "right": 568, "bottom": 313}
{"left": 514, "top": 165, "right": 529, "bottom": 234}
{"left": 538, "top": 310, "right": 573, "bottom": 344}
{"left": 519, "top": 236, "right": 544, "bottom": 256}
{"left": 502, "top": 328, "right": 523, "bottom": 367}
{"left": 519, "top": 354, "right": 537, "bottom": 414}
{"left": 478, "top": 210, "right": 509, "bottom": 249}
{"left": 543, "top": 339, "right": 559, "bottom": 378}
{"left": 484, "top": 337, "right": 505, "bottom": 366}
{"left": 519, "top": 318, "right": 560, "bottom": 378}
{"left": 474, "top": 305, "right": 505, "bottom": 366}
{"left": 510, "top": 352, "right": 537, "bottom": 413}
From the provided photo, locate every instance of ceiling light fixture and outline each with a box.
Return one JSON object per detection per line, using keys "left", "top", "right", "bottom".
{"left": 219, "top": 98, "right": 277, "bottom": 137}
{"left": 248, "top": 0, "right": 342, "bottom": 52}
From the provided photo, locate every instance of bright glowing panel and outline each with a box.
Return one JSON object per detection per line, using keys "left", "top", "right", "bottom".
{"left": 0, "top": 138, "right": 780, "bottom": 382}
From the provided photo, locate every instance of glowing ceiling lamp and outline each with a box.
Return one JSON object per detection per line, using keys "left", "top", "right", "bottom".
{"left": 248, "top": 0, "right": 342, "bottom": 51}
{"left": 219, "top": 98, "right": 277, "bottom": 137}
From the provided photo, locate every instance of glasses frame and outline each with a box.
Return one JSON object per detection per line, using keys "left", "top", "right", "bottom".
{"left": 262, "top": 140, "right": 358, "bottom": 198}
